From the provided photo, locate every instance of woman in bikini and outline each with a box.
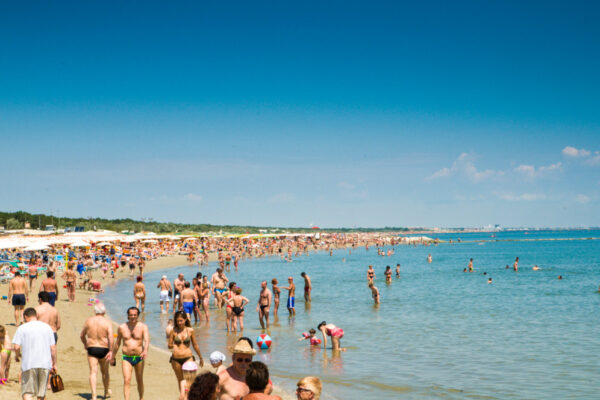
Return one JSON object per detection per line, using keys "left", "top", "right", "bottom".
{"left": 384, "top": 266, "right": 392, "bottom": 284}
{"left": 0, "top": 325, "right": 12, "bottom": 383}
{"left": 168, "top": 311, "right": 204, "bottom": 393}
{"left": 367, "top": 265, "right": 375, "bottom": 284}
{"left": 271, "top": 278, "right": 281, "bottom": 318}
{"left": 224, "top": 282, "right": 236, "bottom": 333}
{"left": 200, "top": 282, "right": 211, "bottom": 321}
{"left": 317, "top": 321, "right": 346, "bottom": 351}
{"left": 226, "top": 287, "right": 249, "bottom": 332}
{"left": 62, "top": 264, "right": 77, "bottom": 302}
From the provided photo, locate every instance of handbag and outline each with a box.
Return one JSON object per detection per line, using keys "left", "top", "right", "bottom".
{"left": 50, "top": 373, "right": 64, "bottom": 393}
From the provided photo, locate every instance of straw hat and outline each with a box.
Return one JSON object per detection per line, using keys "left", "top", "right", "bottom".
{"left": 232, "top": 340, "right": 256, "bottom": 355}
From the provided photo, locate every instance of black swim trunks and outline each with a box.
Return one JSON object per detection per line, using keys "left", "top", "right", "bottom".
{"left": 87, "top": 347, "right": 110, "bottom": 359}
{"left": 12, "top": 294, "right": 26, "bottom": 306}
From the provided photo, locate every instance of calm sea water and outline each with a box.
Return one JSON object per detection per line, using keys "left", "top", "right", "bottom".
{"left": 101, "top": 230, "right": 600, "bottom": 399}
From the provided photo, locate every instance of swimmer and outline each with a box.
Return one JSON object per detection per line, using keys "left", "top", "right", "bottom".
{"left": 532, "top": 265, "right": 540, "bottom": 271}
{"left": 558, "top": 275, "right": 563, "bottom": 280}
{"left": 488, "top": 278, "right": 492, "bottom": 284}
{"left": 427, "top": 254, "right": 432, "bottom": 263}
{"left": 513, "top": 257, "right": 519, "bottom": 272}
{"left": 395, "top": 264, "right": 400, "bottom": 278}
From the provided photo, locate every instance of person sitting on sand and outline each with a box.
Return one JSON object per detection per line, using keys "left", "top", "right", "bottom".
{"left": 317, "top": 321, "right": 346, "bottom": 351}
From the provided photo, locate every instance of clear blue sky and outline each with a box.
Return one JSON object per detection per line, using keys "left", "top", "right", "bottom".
{"left": 1, "top": 1, "right": 599, "bottom": 227}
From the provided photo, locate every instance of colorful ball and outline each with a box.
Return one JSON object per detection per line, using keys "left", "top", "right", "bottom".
{"left": 256, "top": 334, "right": 272, "bottom": 350}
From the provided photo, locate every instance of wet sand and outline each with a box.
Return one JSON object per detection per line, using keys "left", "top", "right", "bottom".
{"left": 0, "top": 254, "right": 216, "bottom": 399}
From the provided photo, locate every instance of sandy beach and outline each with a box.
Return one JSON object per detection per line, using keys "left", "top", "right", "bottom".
{"left": 0, "top": 254, "right": 214, "bottom": 399}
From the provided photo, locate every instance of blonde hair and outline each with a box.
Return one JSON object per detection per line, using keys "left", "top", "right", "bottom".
{"left": 0, "top": 325, "right": 5, "bottom": 350}
{"left": 297, "top": 376, "right": 322, "bottom": 399}
{"left": 182, "top": 369, "right": 197, "bottom": 392}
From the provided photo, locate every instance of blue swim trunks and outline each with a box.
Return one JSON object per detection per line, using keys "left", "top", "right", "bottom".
{"left": 287, "top": 296, "right": 295, "bottom": 309}
{"left": 183, "top": 301, "right": 194, "bottom": 315}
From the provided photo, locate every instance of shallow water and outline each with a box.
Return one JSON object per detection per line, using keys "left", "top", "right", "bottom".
{"left": 101, "top": 230, "right": 600, "bottom": 399}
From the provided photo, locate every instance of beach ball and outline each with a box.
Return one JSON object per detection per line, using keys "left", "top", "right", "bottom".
{"left": 256, "top": 334, "right": 272, "bottom": 350}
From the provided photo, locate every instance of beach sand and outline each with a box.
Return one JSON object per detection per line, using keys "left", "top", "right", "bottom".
{"left": 0, "top": 254, "right": 217, "bottom": 399}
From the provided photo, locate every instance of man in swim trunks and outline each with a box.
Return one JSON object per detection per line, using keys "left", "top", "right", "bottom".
{"left": 39, "top": 271, "right": 59, "bottom": 306}
{"left": 133, "top": 276, "right": 146, "bottom": 313}
{"left": 180, "top": 281, "right": 197, "bottom": 321}
{"left": 157, "top": 275, "right": 172, "bottom": 314}
{"left": 8, "top": 271, "right": 28, "bottom": 325}
{"left": 80, "top": 302, "right": 113, "bottom": 400}
{"left": 256, "top": 281, "right": 272, "bottom": 329}
{"left": 113, "top": 307, "right": 149, "bottom": 400}
{"left": 212, "top": 268, "right": 229, "bottom": 309}
{"left": 282, "top": 277, "right": 296, "bottom": 316}
{"left": 173, "top": 273, "right": 186, "bottom": 311}
{"left": 28, "top": 262, "right": 38, "bottom": 291}
{"left": 300, "top": 272, "right": 311, "bottom": 302}
{"left": 36, "top": 292, "right": 61, "bottom": 344}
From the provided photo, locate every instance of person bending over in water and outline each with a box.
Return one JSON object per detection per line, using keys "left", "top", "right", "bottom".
{"left": 300, "top": 272, "right": 311, "bottom": 302}
{"left": 317, "top": 321, "right": 346, "bottom": 351}
{"left": 368, "top": 283, "right": 380, "bottom": 304}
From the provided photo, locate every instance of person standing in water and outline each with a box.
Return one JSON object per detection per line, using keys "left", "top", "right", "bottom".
{"left": 513, "top": 257, "right": 519, "bottom": 272}
{"left": 300, "top": 272, "right": 311, "bottom": 302}
{"left": 468, "top": 258, "right": 474, "bottom": 273}
{"left": 366, "top": 265, "right": 375, "bottom": 284}
{"left": 384, "top": 266, "right": 392, "bottom": 284}
{"left": 271, "top": 279, "right": 281, "bottom": 318}
{"left": 427, "top": 254, "right": 432, "bottom": 263}
{"left": 395, "top": 264, "right": 400, "bottom": 278}
{"left": 282, "top": 277, "right": 296, "bottom": 316}
{"left": 257, "top": 281, "right": 272, "bottom": 329}
{"left": 369, "top": 283, "right": 380, "bottom": 304}
{"left": 133, "top": 276, "right": 146, "bottom": 313}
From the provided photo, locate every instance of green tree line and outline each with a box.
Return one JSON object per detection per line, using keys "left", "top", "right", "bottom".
{"left": 0, "top": 211, "right": 419, "bottom": 234}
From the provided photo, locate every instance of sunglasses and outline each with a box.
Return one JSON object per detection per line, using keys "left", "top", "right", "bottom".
{"left": 296, "top": 387, "right": 313, "bottom": 393}
{"left": 235, "top": 357, "right": 252, "bottom": 363}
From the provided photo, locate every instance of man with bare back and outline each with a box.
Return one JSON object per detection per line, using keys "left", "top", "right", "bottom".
{"left": 39, "top": 271, "right": 59, "bottom": 306}
{"left": 8, "top": 271, "right": 28, "bottom": 325}
{"left": 180, "top": 281, "right": 197, "bottom": 321}
{"left": 157, "top": 275, "right": 172, "bottom": 314}
{"left": 282, "top": 277, "right": 296, "bottom": 316}
{"left": 112, "top": 307, "right": 150, "bottom": 400}
{"left": 80, "top": 302, "right": 113, "bottom": 400}
{"left": 133, "top": 276, "right": 146, "bottom": 312}
{"left": 173, "top": 273, "right": 186, "bottom": 311}
{"left": 36, "top": 291, "right": 61, "bottom": 344}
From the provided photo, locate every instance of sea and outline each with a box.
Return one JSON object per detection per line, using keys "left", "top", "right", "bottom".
{"left": 100, "top": 230, "right": 600, "bottom": 399}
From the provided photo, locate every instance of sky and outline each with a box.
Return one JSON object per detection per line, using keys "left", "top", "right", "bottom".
{"left": 1, "top": 1, "right": 599, "bottom": 228}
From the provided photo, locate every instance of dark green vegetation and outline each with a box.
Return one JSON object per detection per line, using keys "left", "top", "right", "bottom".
{"left": 0, "top": 211, "right": 420, "bottom": 234}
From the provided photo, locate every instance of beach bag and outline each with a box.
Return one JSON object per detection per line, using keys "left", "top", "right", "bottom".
{"left": 50, "top": 373, "right": 64, "bottom": 393}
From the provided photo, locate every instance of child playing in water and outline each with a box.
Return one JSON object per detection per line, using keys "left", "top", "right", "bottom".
{"left": 298, "top": 328, "right": 322, "bottom": 346}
